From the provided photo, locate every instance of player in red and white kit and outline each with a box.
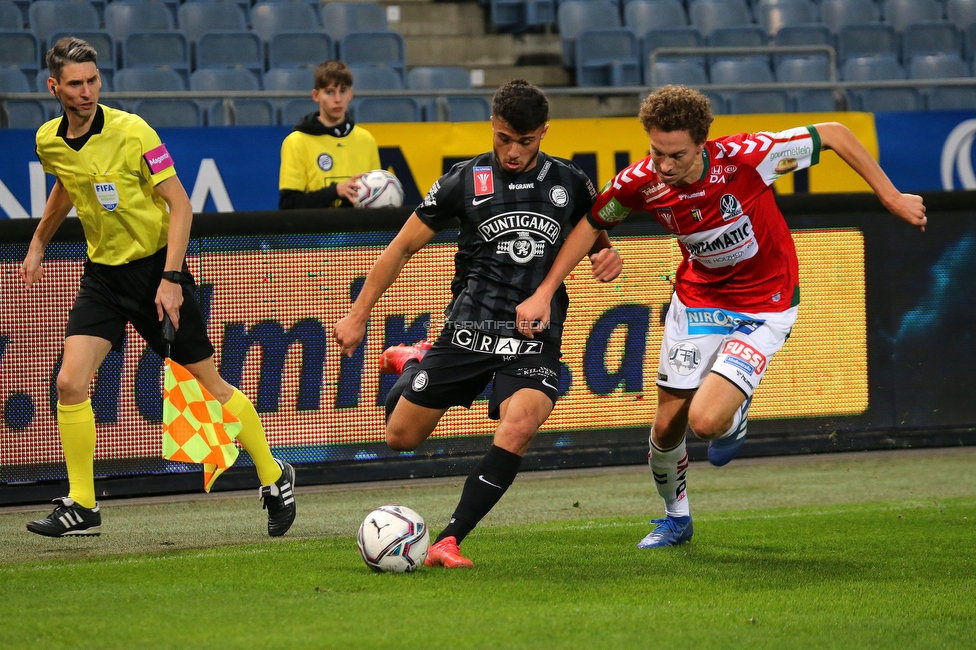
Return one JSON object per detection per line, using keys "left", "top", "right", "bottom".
{"left": 516, "top": 85, "right": 927, "bottom": 548}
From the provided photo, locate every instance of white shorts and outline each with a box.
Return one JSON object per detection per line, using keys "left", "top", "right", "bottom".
{"left": 657, "top": 293, "right": 798, "bottom": 397}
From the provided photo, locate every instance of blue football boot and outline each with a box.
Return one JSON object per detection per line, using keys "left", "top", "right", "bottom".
{"left": 707, "top": 394, "right": 753, "bottom": 467}
{"left": 637, "top": 515, "right": 693, "bottom": 548}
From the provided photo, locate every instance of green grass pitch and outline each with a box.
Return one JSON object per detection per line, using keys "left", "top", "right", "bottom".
{"left": 1, "top": 448, "right": 974, "bottom": 649}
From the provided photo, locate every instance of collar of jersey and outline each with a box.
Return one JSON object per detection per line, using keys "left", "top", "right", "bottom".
{"left": 57, "top": 105, "right": 104, "bottom": 151}
{"left": 698, "top": 146, "right": 709, "bottom": 182}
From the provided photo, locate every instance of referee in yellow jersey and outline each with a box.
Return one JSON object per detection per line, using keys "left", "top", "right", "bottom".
{"left": 20, "top": 37, "right": 297, "bottom": 538}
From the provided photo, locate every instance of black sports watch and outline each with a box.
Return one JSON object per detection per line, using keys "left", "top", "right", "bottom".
{"left": 161, "top": 271, "right": 183, "bottom": 284}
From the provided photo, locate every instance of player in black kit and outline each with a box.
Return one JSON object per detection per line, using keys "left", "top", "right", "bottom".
{"left": 333, "top": 80, "right": 622, "bottom": 568}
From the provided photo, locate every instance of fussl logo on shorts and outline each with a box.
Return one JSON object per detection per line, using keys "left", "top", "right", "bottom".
{"left": 721, "top": 340, "right": 767, "bottom": 374}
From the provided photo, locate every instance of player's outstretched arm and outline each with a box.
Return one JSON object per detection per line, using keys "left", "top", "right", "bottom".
{"left": 20, "top": 178, "right": 73, "bottom": 288}
{"left": 589, "top": 230, "right": 622, "bottom": 282}
{"left": 333, "top": 213, "right": 436, "bottom": 357}
{"left": 816, "top": 122, "right": 927, "bottom": 231}
{"left": 154, "top": 176, "right": 194, "bottom": 329}
{"left": 516, "top": 218, "right": 603, "bottom": 338}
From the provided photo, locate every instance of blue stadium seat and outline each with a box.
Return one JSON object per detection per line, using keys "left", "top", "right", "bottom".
{"left": 575, "top": 28, "right": 642, "bottom": 86}
{"left": 406, "top": 66, "right": 471, "bottom": 120}
{"left": 708, "top": 26, "right": 769, "bottom": 65}
{"left": 909, "top": 54, "right": 970, "bottom": 78}
{"left": 3, "top": 99, "right": 47, "bottom": 128}
{"left": 881, "top": 0, "right": 943, "bottom": 34}
{"left": 794, "top": 89, "right": 842, "bottom": 112}
{"left": 263, "top": 67, "right": 315, "bottom": 91}
{"left": 352, "top": 96, "right": 422, "bottom": 122}
{"left": 774, "top": 23, "right": 832, "bottom": 48}
{"left": 121, "top": 32, "right": 189, "bottom": 81}
{"left": 195, "top": 32, "right": 263, "bottom": 73}
{"left": 704, "top": 91, "right": 728, "bottom": 113}
{"left": 339, "top": 31, "right": 405, "bottom": 77}
{"left": 29, "top": 1, "right": 99, "bottom": 43}
{"left": 849, "top": 87, "right": 922, "bottom": 111}
{"left": 709, "top": 58, "right": 774, "bottom": 83}
{"left": 491, "top": 0, "right": 556, "bottom": 32}
{"left": 727, "top": 90, "right": 790, "bottom": 113}
{"left": 642, "top": 26, "right": 706, "bottom": 68}
{"left": 114, "top": 67, "right": 187, "bottom": 92}
{"left": 947, "top": 0, "right": 976, "bottom": 29}
{"left": 841, "top": 54, "right": 906, "bottom": 80}
{"left": 901, "top": 22, "right": 963, "bottom": 62}
{"left": 687, "top": 0, "right": 753, "bottom": 39}
{"left": 104, "top": 1, "right": 174, "bottom": 43}
{"left": 281, "top": 98, "right": 317, "bottom": 125}
{"left": 0, "top": 0, "right": 24, "bottom": 29}
{"left": 268, "top": 32, "right": 333, "bottom": 69}
{"left": 0, "top": 65, "right": 29, "bottom": 92}
{"left": 176, "top": 3, "right": 247, "bottom": 43}
{"left": 839, "top": 23, "right": 898, "bottom": 62}
{"left": 352, "top": 65, "right": 404, "bottom": 90}
{"left": 754, "top": 0, "right": 816, "bottom": 38}
{"left": 445, "top": 96, "right": 491, "bottom": 122}
{"left": 207, "top": 98, "right": 276, "bottom": 126}
{"left": 646, "top": 59, "right": 708, "bottom": 85}
{"left": 927, "top": 86, "right": 976, "bottom": 110}
{"left": 776, "top": 56, "right": 830, "bottom": 82}
{"left": 249, "top": 2, "right": 320, "bottom": 42}
{"left": 557, "top": 1, "right": 622, "bottom": 67}
{"left": 0, "top": 30, "right": 38, "bottom": 76}
{"left": 33, "top": 69, "right": 61, "bottom": 117}
{"left": 624, "top": 0, "right": 687, "bottom": 36}
{"left": 969, "top": 24, "right": 976, "bottom": 64}
{"left": 47, "top": 31, "right": 116, "bottom": 72}
{"left": 132, "top": 99, "right": 202, "bottom": 128}
{"left": 190, "top": 68, "right": 261, "bottom": 91}
{"left": 320, "top": 2, "right": 388, "bottom": 43}
{"left": 819, "top": 0, "right": 879, "bottom": 35}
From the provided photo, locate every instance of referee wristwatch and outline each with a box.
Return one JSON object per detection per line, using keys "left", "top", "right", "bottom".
{"left": 161, "top": 271, "right": 183, "bottom": 284}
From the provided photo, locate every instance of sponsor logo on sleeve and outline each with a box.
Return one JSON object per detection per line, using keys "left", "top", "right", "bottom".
{"left": 536, "top": 160, "right": 552, "bottom": 181}
{"left": 596, "top": 197, "right": 631, "bottom": 224}
{"left": 774, "top": 157, "right": 798, "bottom": 174}
{"left": 474, "top": 166, "right": 494, "bottom": 196}
{"left": 639, "top": 182, "right": 669, "bottom": 203}
{"left": 720, "top": 340, "right": 767, "bottom": 375}
{"left": 144, "top": 144, "right": 174, "bottom": 175}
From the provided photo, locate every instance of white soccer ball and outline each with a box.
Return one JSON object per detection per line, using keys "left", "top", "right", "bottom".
{"left": 354, "top": 169, "right": 405, "bottom": 208}
{"left": 357, "top": 504, "right": 430, "bottom": 573}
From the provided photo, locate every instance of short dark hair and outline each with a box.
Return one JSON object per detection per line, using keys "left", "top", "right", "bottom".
{"left": 492, "top": 79, "right": 549, "bottom": 134}
{"left": 46, "top": 37, "right": 98, "bottom": 83}
{"left": 638, "top": 85, "right": 714, "bottom": 145}
{"left": 314, "top": 60, "right": 354, "bottom": 90}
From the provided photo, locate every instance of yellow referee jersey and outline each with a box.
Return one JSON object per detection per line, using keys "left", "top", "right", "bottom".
{"left": 35, "top": 105, "right": 177, "bottom": 266}
{"left": 279, "top": 121, "right": 380, "bottom": 196}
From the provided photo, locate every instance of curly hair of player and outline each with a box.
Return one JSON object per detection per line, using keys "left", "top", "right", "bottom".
{"left": 638, "top": 85, "right": 714, "bottom": 145}
{"left": 492, "top": 79, "right": 549, "bottom": 134}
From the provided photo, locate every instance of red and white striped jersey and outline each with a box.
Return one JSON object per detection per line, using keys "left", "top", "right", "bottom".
{"left": 589, "top": 126, "right": 821, "bottom": 313}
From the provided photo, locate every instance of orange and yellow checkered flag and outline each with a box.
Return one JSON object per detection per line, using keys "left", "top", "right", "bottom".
{"left": 162, "top": 358, "right": 242, "bottom": 492}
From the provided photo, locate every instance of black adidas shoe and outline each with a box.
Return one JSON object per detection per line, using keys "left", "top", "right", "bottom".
{"left": 259, "top": 459, "right": 296, "bottom": 537}
{"left": 26, "top": 497, "right": 102, "bottom": 537}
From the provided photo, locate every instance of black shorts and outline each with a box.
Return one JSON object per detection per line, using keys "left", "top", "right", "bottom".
{"left": 65, "top": 247, "right": 214, "bottom": 365}
{"left": 401, "top": 326, "right": 562, "bottom": 420}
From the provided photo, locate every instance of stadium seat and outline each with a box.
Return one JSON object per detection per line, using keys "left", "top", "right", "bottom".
{"left": 687, "top": 0, "right": 753, "bottom": 39}
{"left": 754, "top": 0, "right": 816, "bottom": 38}
{"left": 794, "top": 89, "right": 842, "bottom": 112}
{"left": 849, "top": 87, "right": 922, "bottom": 111}
{"left": 969, "top": 24, "right": 976, "bottom": 64}
{"left": 646, "top": 59, "right": 708, "bottom": 85}
{"left": 841, "top": 54, "right": 906, "bottom": 80}
{"left": 491, "top": 0, "right": 556, "bottom": 32}
{"left": 249, "top": 2, "right": 320, "bottom": 42}
{"left": 189, "top": 68, "right": 261, "bottom": 92}
{"left": 703, "top": 91, "right": 727, "bottom": 114}
{"left": 33, "top": 69, "right": 61, "bottom": 117}
{"left": 0, "top": 65, "right": 29, "bottom": 92}
{"left": 29, "top": 1, "right": 99, "bottom": 43}
{"left": 406, "top": 66, "right": 471, "bottom": 120}
{"left": 352, "top": 96, "right": 422, "bottom": 122}
{"left": 776, "top": 56, "right": 831, "bottom": 82}
{"left": 263, "top": 67, "right": 315, "bottom": 91}
{"left": 838, "top": 23, "right": 898, "bottom": 62}
{"left": 338, "top": 31, "right": 405, "bottom": 77}
{"left": 881, "top": 0, "right": 943, "bottom": 34}
{"left": 0, "top": 0, "right": 24, "bottom": 30}
{"left": 114, "top": 67, "right": 187, "bottom": 92}
{"left": 131, "top": 99, "right": 202, "bottom": 128}
{"left": 176, "top": 3, "right": 247, "bottom": 44}
{"left": 624, "top": 0, "right": 687, "bottom": 37}
{"left": 709, "top": 58, "right": 774, "bottom": 84}
{"left": 104, "top": 1, "right": 174, "bottom": 43}
{"left": 727, "top": 90, "right": 790, "bottom": 113}
{"left": 445, "top": 96, "right": 491, "bottom": 122}
{"left": 708, "top": 26, "right": 769, "bottom": 65}
{"left": 352, "top": 65, "right": 404, "bottom": 90}
{"left": 320, "top": 2, "right": 388, "bottom": 43}
{"left": 207, "top": 98, "right": 276, "bottom": 126}
{"left": 0, "top": 30, "right": 38, "bottom": 76}
{"left": 268, "top": 32, "right": 334, "bottom": 69}
{"left": 901, "top": 22, "right": 963, "bottom": 63}
{"left": 909, "top": 54, "right": 970, "bottom": 79}
{"left": 557, "top": 0, "right": 622, "bottom": 67}
{"left": 575, "top": 28, "right": 642, "bottom": 86}
{"left": 281, "top": 98, "right": 317, "bottom": 125}
{"left": 2, "top": 99, "right": 47, "bottom": 129}
{"left": 642, "top": 26, "right": 706, "bottom": 68}
{"left": 195, "top": 32, "right": 263, "bottom": 73}
{"left": 819, "top": 0, "right": 879, "bottom": 35}
{"left": 47, "top": 31, "right": 115, "bottom": 72}
{"left": 946, "top": 0, "right": 976, "bottom": 29}
{"left": 121, "top": 32, "right": 189, "bottom": 81}
{"left": 927, "top": 86, "right": 976, "bottom": 110}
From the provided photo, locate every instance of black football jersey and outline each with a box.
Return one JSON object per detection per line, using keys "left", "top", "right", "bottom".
{"left": 415, "top": 151, "right": 597, "bottom": 344}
